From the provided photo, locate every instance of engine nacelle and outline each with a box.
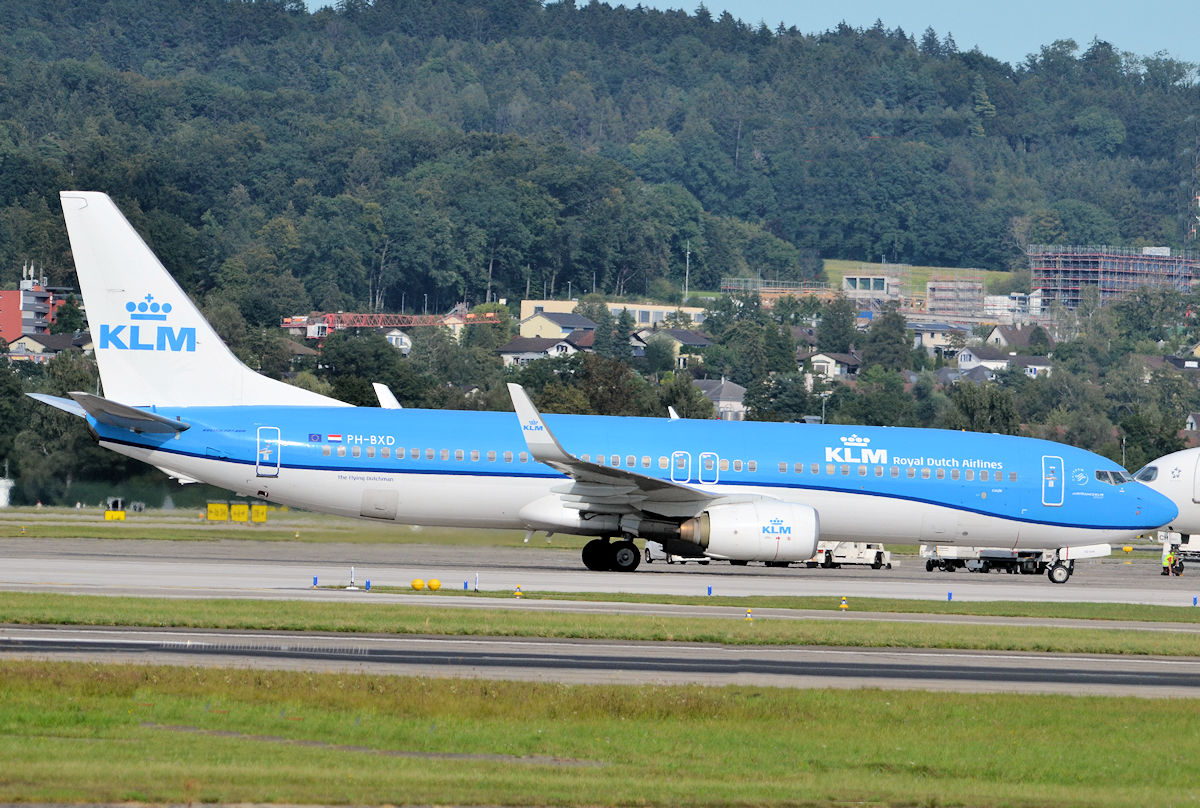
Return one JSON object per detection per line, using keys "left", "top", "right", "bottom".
{"left": 681, "top": 501, "right": 819, "bottom": 562}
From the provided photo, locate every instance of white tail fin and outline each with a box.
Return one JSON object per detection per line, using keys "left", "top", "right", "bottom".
{"left": 60, "top": 192, "right": 347, "bottom": 408}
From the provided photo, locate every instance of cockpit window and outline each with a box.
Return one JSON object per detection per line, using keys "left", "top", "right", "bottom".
{"left": 1095, "top": 469, "right": 1133, "bottom": 485}
{"left": 1134, "top": 466, "right": 1158, "bottom": 482}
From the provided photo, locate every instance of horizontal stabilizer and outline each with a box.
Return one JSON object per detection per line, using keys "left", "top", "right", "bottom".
{"left": 67, "top": 392, "right": 190, "bottom": 434}
{"left": 26, "top": 393, "right": 87, "bottom": 418}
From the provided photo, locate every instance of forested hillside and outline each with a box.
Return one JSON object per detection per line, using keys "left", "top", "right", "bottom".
{"left": 1, "top": 0, "right": 1197, "bottom": 323}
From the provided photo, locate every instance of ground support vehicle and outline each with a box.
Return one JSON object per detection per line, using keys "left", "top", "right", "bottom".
{"left": 1158, "top": 531, "right": 1190, "bottom": 575}
{"left": 643, "top": 541, "right": 710, "bottom": 565}
{"left": 803, "top": 541, "right": 892, "bottom": 570}
{"left": 920, "top": 543, "right": 1110, "bottom": 583}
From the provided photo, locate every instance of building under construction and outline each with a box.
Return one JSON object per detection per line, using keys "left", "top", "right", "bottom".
{"left": 1028, "top": 245, "right": 1199, "bottom": 309}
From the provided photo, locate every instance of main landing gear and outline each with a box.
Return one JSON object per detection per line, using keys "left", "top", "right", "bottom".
{"left": 582, "top": 536, "right": 641, "bottom": 572}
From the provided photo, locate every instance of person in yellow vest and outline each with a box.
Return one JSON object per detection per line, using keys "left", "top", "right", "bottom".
{"left": 1163, "top": 548, "right": 1174, "bottom": 576}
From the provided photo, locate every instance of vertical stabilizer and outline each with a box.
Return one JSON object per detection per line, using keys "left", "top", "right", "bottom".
{"left": 60, "top": 192, "right": 347, "bottom": 408}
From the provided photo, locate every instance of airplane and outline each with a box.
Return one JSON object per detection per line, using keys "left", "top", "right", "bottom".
{"left": 31, "top": 192, "right": 1179, "bottom": 583}
{"left": 1132, "top": 448, "right": 1200, "bottom": 536}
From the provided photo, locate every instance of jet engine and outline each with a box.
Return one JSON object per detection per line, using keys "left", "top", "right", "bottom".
{"left": 677, "top": 501, "right": 819, "bottom": 563}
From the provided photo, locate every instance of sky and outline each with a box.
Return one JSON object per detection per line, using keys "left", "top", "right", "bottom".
{"left": 637, "top": 1, "right": 1198, "bottom": 67}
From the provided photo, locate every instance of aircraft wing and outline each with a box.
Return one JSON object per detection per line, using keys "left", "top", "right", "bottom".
{"left": 507, "top": 383, "right": 715, "bottom": 516}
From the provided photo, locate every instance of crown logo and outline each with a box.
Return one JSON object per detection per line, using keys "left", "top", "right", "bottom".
{"left": 125, "top": 293, "right": 173, "bottom": 321}
{"left": 840, "top": 434, "right": 870, "bottom": 447}
{"left": 769, "top": 517, "right": 784, "bottom": 525}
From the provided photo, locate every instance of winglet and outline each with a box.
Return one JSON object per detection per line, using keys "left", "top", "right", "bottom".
{"left": 373, "top": 382, "right": 402, "bottom": 409}
{"left": 506, "top": 383, "right": 573, "bottom": 465}
{"left": 667, "top": 406, "right": 680, "bottom": 420}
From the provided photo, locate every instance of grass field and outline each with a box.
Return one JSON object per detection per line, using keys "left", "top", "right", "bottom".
{"left": 3, "top": 592, "right": 1199, "bottom": 656}
{"left": 1, "top": 660, "right": 1197, "bottom": 807}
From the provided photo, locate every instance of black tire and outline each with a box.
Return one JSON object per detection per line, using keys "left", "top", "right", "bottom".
{"left": 871, "top": 553, "right": 883, "bottom": 570}
{"left": 700, "top": 559, "right": 710, "bottom": 565}
{"left": 821, "top": 552, "right": 834, "bottom": 569}
{"left": 643, "top": 548, "right": 652, "bottom": 564}
{"left": 582, "top": 539, "right": 611, "bottom": 571}
{"left": 611, "top": 540, "right": 641, "bottom": 572}
{"left": 730, "top": 559, "right": 749, "bottom": 566}
{"left": 1047, "top": 563, "right": 1071, "bottom": 584}
{"left": 925, "top": 559, "right": 935, "bottom": 572}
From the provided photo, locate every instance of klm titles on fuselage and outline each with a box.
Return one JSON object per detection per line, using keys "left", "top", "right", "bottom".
{"left": 98, "top": 294, "right": 196, "bottom": 353}
{"left": 825, "top": 435, "right": 1003, "bottom": 469}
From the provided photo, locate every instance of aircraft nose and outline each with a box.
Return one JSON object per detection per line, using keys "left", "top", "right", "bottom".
{"left": 1139, "top": 486, "right": 1179, "bottom": 529}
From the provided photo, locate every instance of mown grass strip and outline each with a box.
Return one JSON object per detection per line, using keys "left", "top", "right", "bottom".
{"left": 1, "top": 660, "right": 1197, "bottom": 807}
{"left": 430, "top": 588, "right": 1200, "bottom": 623}
{"left": 2, "top": 592, "right": 1199, "bottom": 656}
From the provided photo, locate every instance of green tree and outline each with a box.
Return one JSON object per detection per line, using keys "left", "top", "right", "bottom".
{"left": 817, "top": 296, "right": 857, "bottom": 354}
{"left": 860, "top": 304, "right": 909, "bottom": 371}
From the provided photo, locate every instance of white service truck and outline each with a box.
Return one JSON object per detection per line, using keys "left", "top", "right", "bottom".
{"left": 804, "top": 541, "right": 892, "bottom": 570}
{"left": 643, "top": 540, "right": 710, "bottom": 565}
{"left": 920, "top": 543, "right": 1110, "bottom": 583}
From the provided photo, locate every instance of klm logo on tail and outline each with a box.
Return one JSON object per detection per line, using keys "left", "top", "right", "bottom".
{"left": 99, "top": 294, "right": 196, "bottom": 352}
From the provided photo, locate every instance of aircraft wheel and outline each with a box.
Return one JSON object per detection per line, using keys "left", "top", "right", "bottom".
{"left": 611, "top": 540, "right": 641, "bottom": 572}
{"left": 582, "top": 539, "right": 611, "bottom": 571}
{"left": 925, "top": 559, "right": 935, "bottom": 572}
{"left": 1047, "top": 563, "right": 1071, "bottom": 584}
{"left": 730, "top": 560, "right": 749, "bottom": 566}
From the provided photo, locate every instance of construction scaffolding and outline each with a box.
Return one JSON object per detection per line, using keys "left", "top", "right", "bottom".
{"left": 1027, "top": 245, "right": 1198, "bottom": 309}
{"left": 924, "top": 272, "right": 985, "bottom": 320}
{"left": 720, "top": 277, "right": 838, "bottom": 304}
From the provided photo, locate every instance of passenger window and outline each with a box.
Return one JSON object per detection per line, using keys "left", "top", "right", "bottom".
{"left": 890, "top": 467, "right": 899, "bottom": 478}
{"left": 675, "top": 455, "right": 687, "bottom": 469}
{"left": 488, "top": 450, "right": 496, "bottom": 462}
{"left": 936, "top": 468, "right": 945, "bottom": 480}
{"left": 337, "top": 446, "right": 346, "bottom": 457}
{"left": 951, "top": 469, "right": 959, "bottom": 480}
{"left": 366, "top": 447, "right": 375, "bottom": 458}
{"left": 352, "top": 446, "right": 362, "bottom": 458}
{"left": 981, "top": 470, "right": 990, "bottom": 482}
{"left": 811, "top": 463, "right": 819, "bottom": 474}
{"left": 720, "top": 459, "right": 730, "bottom": 471}
{"left": 921, "top": 468, "right": 931, "bottom": 479}
{"left": 382, "top": 448, "right": 390, "bottom": 459}
{"left": 643, "top": 456, "right": 651, "bottom": 468}
{"left": 455, "top": 450, "right": 464, "bottom": 461}
{"left": 779, "top": 462, "right": 787, "bottom": 473}
{"left": 520, "top": 452, "right": 528, "bottom": 463}
{"left": 440, "top": 449, "right": 449, "bottom": 461}
{"left": 794, "top": 463, "right": 804, "bottom": 474}
{"left": 470, "top": 450, "right": 479, "bottom": 462}
{"left": 748, "top": 461, "right": 757, "bottom": 472}
{"left": 502, "top": 451, "right": 513, "bottom": 462}
{"left": 425, "top": 448, "right": 434, "bottom": 460}
{"left": 611, "top": 455, "right": 620, "bottom": 467}
{"left": 733, "top": 460, "right": 743, "bottom": 472}
{"left": 626, "top": 455, "right": 636, "bottom": 467}
{"left": 1008, "top": 472, "right": 1017, "bottom": 482}
{"left": 597, "top": 455, "right": 606, "bottom": 466}
{"left": 660, "top": 457, "right": 670, "bottom": 469}
{"left": 322, "top": 446, "right": 331, "bottom": 457}
{"left": 411, "top": 448, "right": 419, "bottom": 460}
{"left": 858, "top": 466, "right": 867, "bottom": 477}
{"left": 907, "top": 468, "right": 916, "bottom": 478}
{"left": 841, "top": 465, "right": 849, "bottom": 476}
{"left": 581, "top": 454, "right": 591, "bottom": 462}
{"left": 826, "top": 464, "right": 836, "bottom": 475}
{"left": 965, "top": 469, "right": 974, "bottom": 481}
{"left": 875, "top": 466, "right": 884, "bottom": 477}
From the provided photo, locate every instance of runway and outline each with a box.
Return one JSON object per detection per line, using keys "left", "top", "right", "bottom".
{"left": 1, "top": 537, "right": 1197, "bottom": 606}
{"left": 3, "top": 537, "right": 1199, "bottom": 695}
{"left": 5, "top": 625, "right": 1200, "bottom": 697}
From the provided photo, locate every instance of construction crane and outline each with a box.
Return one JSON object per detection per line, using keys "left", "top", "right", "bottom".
{"left": 282, "top": 304, "right": 502, "bottom": 339}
